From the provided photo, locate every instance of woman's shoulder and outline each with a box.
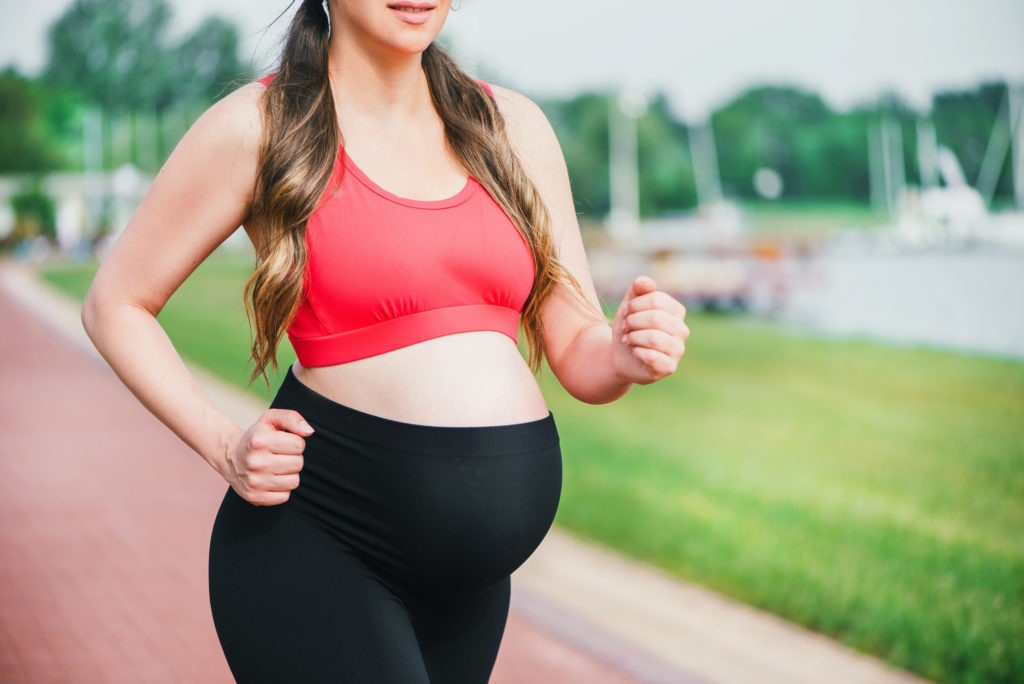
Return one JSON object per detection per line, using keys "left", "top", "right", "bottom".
{"left": 157, "top": 78, "right": 266, "bottom": 204}
{"left": 483, "top": 82, "right": 564, "bottom": 171}
{"left": 220, "top": 77, "right": 268, "bottom": 130}
{"left": 481, "top": 82, "right": 541, "bottom": 119}
{"left": 185, "top": 78, "right": 266, "bottom": 162}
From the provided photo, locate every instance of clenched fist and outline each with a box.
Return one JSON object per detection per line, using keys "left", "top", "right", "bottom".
{"left": 611, "top": 275, "right": 690, "bottom": 384}
{"left": 222, "top": 408, "right": 314, "bottom": 506}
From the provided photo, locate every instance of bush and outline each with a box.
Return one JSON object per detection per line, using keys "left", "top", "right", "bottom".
{"left": 10, "top": 183, "right": 57, "bottom": 241}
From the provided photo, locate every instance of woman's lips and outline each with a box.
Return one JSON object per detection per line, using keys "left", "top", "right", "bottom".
{"left": 387, "top": 4, "right": 435, "bottom": 25}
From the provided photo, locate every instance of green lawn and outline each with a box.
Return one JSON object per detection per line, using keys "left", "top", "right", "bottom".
{"left": 739, "top": 197, "right": 891, "bottom": 236}
{"left": 43, "top": 249, "right": 296, "bottom": 402}
{"left": 41, "top": 249, "right": 1024, "bottom": 684}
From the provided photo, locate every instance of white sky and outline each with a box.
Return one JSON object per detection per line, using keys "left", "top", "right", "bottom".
{"left": 4, "top": 0, "right": 1023, "bottom": 122}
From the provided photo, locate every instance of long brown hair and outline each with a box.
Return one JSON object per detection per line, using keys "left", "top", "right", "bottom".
{"left": 244, "top": 0, "right": 602, "bottom": 386}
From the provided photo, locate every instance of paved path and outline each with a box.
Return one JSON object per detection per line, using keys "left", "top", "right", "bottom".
{"left": 0, "top": 259, "right": 934, "bottom": 684}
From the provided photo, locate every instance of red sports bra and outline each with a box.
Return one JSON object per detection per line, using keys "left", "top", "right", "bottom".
{"left": 254, "top": 74, "right": 534, "bottom": 366}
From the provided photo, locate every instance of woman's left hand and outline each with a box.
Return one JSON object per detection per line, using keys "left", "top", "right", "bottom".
{"left": 610, "top": 275, "right": 689, "bottom": 385}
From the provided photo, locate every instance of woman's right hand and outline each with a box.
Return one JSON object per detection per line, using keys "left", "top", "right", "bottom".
{"left": 223, "top": 409, "right": 315, "bottom": 506}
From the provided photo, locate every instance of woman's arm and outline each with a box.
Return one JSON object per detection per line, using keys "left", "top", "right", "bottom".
{"left": 490, "top": 85, "right": 690, "bottom": 404}
{"left": 81, "top": 82, "right": 312, "bottom": 504}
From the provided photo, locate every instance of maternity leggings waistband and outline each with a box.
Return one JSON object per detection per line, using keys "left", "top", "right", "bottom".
{"left": 208, "top": 366, "right": 562, "bottom": 684}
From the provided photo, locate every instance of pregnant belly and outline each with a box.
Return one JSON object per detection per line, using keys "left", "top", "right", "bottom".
{"left": 292, "top": 330, "right": 549, "bottom": 427}
{"left": 390, "top": 440, "right": 563, "bottom": 593}
{"left": 283, "top": 395, "right": 563, "bottom": 599}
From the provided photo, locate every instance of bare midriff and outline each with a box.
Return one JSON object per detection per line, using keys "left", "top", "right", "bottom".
{"left": 291, "top": 330, "right": 550, "bottom": 427}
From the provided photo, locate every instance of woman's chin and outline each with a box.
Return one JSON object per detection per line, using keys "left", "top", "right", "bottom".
{"left": 385, "top": 33, "right": 442, "bottom": 56}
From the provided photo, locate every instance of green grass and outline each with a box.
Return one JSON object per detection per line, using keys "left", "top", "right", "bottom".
{"left": 739, "top": 197, "right": 890, "bottom": 236}
{"left": 41, "top": 249, "right": 1024, "bottom": 684}
{"left": 43, "top": 248, "right": 295, "bottom": 403}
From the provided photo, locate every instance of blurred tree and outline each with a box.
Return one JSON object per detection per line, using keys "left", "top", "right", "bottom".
{"left": 10, "top": 183, "right": 58, "bottom": 242}
{"left": 541, "top": 91, "right": 698, "bottom": 220}
{"left": 791, "top": 110, "right": 872, "bottom": 200}
{"left": 541, "top": 92, "right": 613, "bottom": 218}
{"left": 44, "top": 0, "right": 172, "bottom": 111}
{"left": 541, "top": 79, "right": 1015, "bottom": 215}
{"left": 37, "top": 82, "right": 84, "bottom": 167}
{"left": 165, "top": 15, "right": 248, "bottom": 161}
{"left": 712, "top": 85, "right": 833, "bottom": 200}
{"left": 636, "top": 94, "right": 697, "bottom": 215}
{"left": 176, "top": 17, "right": 247, "bottom": 103}
{"left": 931, "top": 80, "right": 1012, "bottom": 203}
{"left": 42, "top": 0, "right": 248, "bottom": 169}
{"left": 0, "top": 68, "right": 61, "bottom": 173}
{"left": 44, "top": 0, "right": 173, "bottom": 168}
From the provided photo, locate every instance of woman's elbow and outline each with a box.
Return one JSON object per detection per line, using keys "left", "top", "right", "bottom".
{"left": 80, "top": 282, "right": 103, "bottom": 337}
{"left": 80, "top": 279, "right": 129, "bottom": 340}
{"left": 564, "top": 378, "right": 632, "bottom": 405}
{"left": 547, "top": 356, "right": 633, "bottom": 405}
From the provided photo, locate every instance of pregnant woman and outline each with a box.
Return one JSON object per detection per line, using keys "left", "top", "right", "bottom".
{"left": 81, "top": 0, "right": 689, "bottom": 681}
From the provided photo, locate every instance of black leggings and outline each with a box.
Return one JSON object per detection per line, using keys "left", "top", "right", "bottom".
{"left": 208, "top": 367, "right": 562, "bottom": 683}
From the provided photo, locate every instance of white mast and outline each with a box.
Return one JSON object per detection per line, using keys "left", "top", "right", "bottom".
{"left": 608, "top": 91, "right": 644, "bottom": 241}
{"left": 916, "top": 118, "right": 939, "bottom": 190}
{"left": 1010, "top": 82, "right": 1024, "bottom": 210}
{"left": 689, "top": 117, "right": 723, "bottom": 209}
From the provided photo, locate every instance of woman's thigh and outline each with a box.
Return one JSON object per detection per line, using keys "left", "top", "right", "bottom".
{"left": 413, "top": 577, "right": 512, "bottom": 684}
{"left": 207, "top": 486, "right": 430, "bottom": 684}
